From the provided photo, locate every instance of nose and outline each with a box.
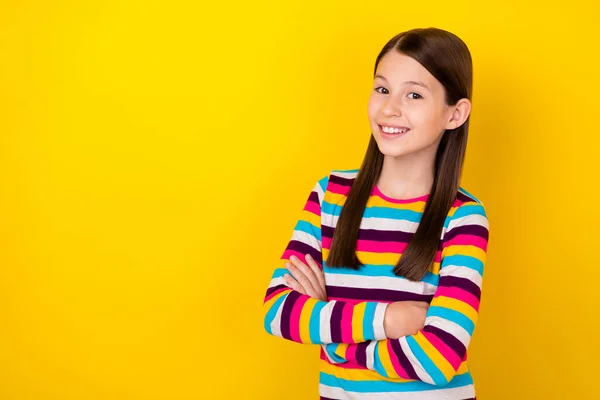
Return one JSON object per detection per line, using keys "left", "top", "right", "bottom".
{"left": 381, "top": 96, "right": 403, "bottom": 117}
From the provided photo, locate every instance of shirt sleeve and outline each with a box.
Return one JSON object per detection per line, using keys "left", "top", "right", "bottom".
{"left": 322, "top": 201, "right": 490, "bottom": 386}
{"left": 262, "top": 173, "right": 389, "bottom": 345}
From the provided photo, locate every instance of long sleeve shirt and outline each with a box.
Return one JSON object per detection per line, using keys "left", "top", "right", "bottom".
{"left": 262, "top": 168, "right": 490, "bottom": 400}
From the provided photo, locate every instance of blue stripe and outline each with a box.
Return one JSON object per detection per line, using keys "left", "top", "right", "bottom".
{"left": 323, "top": 263, "right": 439, "bottom": 285}
{"left": 372, "top": 342, "right": 389, "bottom": 378}
{"left": 309, "top": 301, "right": 327, "bottom": 343}
{"left": 362, "top": 302, "right": 376, "bottom": 340}
{"left": 264, "top": 294, "right": 286, "bottom": 334}
{"left": 322, "top": 201, "right": 424, "bottom": 222}
{"left": 405, "top": 336, "right": 447, "bottom": 386}
{"left": 324, "top": 343, "right": 347, "bottom": 363}
{"left": 294, "top": 220, "right": 321, "bottom": 242}
{"left": 440, "top": 254, "right": 484, "bottom": 274}
{"left": 272, "top": 268, "right": 288, "bottom": 279}
{"left": 319, "top": 370, "right": 473, "bottom": 392}
{"left": 318, "top": 175, "right": 330, "bottom": 192}
{"left": 427, "top": 306, "right": 475, "bottom": 334}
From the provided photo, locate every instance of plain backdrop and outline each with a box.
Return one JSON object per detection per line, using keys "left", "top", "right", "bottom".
{"left": 0, "top": 0, "right": 598, "bottom": 399}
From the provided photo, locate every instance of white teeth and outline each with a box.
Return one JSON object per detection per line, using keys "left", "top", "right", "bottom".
{"left": 381, "top": 126, "right": 408, "bottom": 134}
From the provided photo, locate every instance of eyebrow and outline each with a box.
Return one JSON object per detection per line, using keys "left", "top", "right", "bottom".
{"left": 374, "top": 75, "right": 431, "bottom": 91}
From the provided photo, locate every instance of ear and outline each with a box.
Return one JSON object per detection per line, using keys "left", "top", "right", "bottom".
{"left": 444, "top": 98, "right": 471, "bottom": 130}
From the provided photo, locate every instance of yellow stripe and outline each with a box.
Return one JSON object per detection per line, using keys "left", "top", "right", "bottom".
{"left": 263, "top": 289, "right": 288, "bottom": 310}
{"left": 442, "top": 243, "right": 486, "bottom": 261}
{"left": 325, "top": 192, "right": 348, "bottom": 206}
{"left": 351, "top": 302, "right": 367, "bottom": 342}
{"left": 433, "top": 296, "right": 478, "bottom": 323}
{"left": 298, "top": 298, "right": 316, "bottom": 343}
{"left": 319, "top": 358, "right": 471, "bottom": 383}
{"left": 367, "top": 196, "right": 427, "bottom": 211}
{"left": 334, "top": 343, "right": 349, "bottom": 359}
{"left": 377, "top": 340, "right": 396, "bottom": 378}
{"left": 300, "top": 208, "right": 321, "bottom": 228}
{"left": 413, "top": 331, "right": 454, "bottom": 381}
{"left": 319, "top": 358, "right": 414, "bottom": 382}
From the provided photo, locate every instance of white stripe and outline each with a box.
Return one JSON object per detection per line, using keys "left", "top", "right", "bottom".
{"left": 447, "top": 213, "right": 488, "bottom": 231}
{"left": 267, "top": 276, "right": 287, "bottom": 290}
{"left": 320, "top": 383, "right": 475, "bottom": 400}
{"left": 321, "top": 344, "right": 344, "bottom": 364}
{"left": 319, "top": 301, "right": 334, "bottom": 343}
{"left": 365, "top": 341, "right": 377, "bottom": 371}
{"left": 372, "top": 303, "right": 388, "bottom": 340}
{"left": 269, "top": 294, "right": 285, "bottom": 337}
{"left": 326, "top": 273, "right": 437, "bottom": 294}
{"left": 319, "top": 383, "right": 352, "bottom": 399}
{"left": 399, "top": 339, "right": 434, "bottom": 385}
{"left": 290, "top": 229, "right": 321, "bottom": 251}
{"left": 425, "top": 316, "right": 472, "bottom": 348}
{"left": 323, "top": 214, "right": 420, "bottom": 232}
{"left": 439, "top": 265, "right": 482, "bottom": 287}
{"left": 330, "top": 170, "right": 359, "bottom": 179}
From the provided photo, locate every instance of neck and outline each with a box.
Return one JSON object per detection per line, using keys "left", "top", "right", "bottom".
{"left": 376, "top": 149, "right": 436, "bottom": 199}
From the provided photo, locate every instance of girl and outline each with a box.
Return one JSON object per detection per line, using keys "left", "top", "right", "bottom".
{"left": 262, "top": 27, "right": 489, "bottom": 400}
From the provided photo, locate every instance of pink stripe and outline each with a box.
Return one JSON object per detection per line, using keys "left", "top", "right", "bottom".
{"left": 328, "top": 182, "right": 351, "bottom": 196}
{"left": 281, "top": 250, "right": 311, "bottom": 264}
{"left": 387, "top": 340, "right": 409, "bottom": 378}
{"left": 434, "top": 286, "right": 480, "bottom": 311}
{"left": 322, "top": 236, "right": 332, "bottom": 249}
{"left": 289, "top": 295, "right": 309, "bottom": 343}
{"left": 340, "top": 303, "right": 354, "bottom": 343}
{"left": 444, "top": 234, "right": 487, "bottom": 251}
{"left": 264, "top": 287, "right": 289, "bottom": 303}
{"left": 304, "top": 200, "right": 321, "bottom": 216}
{"left": 356, "top": 239, "right": 407, "bottom": 253}
{"left": 345, "top": 342, "right": 358, "bottom": 361}
{"left": 422, "top": 331, "right": 462, "bottom": 370}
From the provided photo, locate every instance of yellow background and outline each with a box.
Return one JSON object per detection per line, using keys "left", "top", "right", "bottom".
{"left": 1, "top": 0, "right": 598, "bottom": 399}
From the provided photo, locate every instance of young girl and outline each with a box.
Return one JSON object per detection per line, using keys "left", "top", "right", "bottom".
{"left": 262, "top": 27, "right": 489, "bottom": 400}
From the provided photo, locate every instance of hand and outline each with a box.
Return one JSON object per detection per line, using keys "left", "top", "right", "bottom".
{"left": 383, "top": 301, "right": 429, "bottom": 339}
{"left": 283, "top": 254, "right": 327, "bottom": 301}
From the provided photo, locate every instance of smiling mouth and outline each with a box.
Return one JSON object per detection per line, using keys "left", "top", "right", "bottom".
{"left": 378, "top": 124, "right": 411, "bottom": 137}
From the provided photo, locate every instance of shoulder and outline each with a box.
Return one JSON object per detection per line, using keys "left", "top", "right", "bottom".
{"left": 447, "top": 186, "right": 490, "bottom": 233}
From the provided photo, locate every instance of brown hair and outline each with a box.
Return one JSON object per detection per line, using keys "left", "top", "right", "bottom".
{"left": 326, "top": 27, "right": 473, "bottom": 281}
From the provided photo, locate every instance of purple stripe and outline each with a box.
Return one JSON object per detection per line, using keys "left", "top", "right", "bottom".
{"left": 444, "top": 224, "right": 489, "bottom": 242}
{"left": 438, "top": 276, "right": 481, "bottom": 298}
{"left": 390, "top": 339, "right": 419, "bottom": 380}
{"left": 322, "top": 225, "right": 415, "bottom": 243}
{"left": 329, "top": 174, "right": 355, "bottom": 187}
{"left": 265, "top": 284, "right": 287, "bottom": 298}
{"left": 280, "top": 290, "right": 301, "bottom": 340}
{"left": 329, "top": 301, "right": 345, "bottom": 343}
{"left": 307, "top": 190, "right": 320, "bottom": 207}
{"left": 328, "top": 286, "right": 433, "bottom": 303}
{"left": 284, "top": 240, "right": 322, "bottom": 265}
{"left": 424, "top": 325, "right": 466, "bottom": 359}
{"left": 355, "top": 341, "right": 368, "bottom": 367}
{"left": 456, "top": 193, "right": 475, "bottom": 203}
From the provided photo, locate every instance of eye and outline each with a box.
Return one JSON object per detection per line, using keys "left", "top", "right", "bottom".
{"left": 374, "top": 86, "right": 389, "bottom": 94}
{"left": 408, "top": 92, "right": 422, "bottom": 99}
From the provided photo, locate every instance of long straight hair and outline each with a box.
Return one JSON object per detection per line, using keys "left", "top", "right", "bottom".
{"left": 326, "top": 28, "right": 473, "bottom": 281}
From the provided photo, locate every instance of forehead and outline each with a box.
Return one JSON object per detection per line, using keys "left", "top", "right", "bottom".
{"left": 375, "top": 51, "right": 441, "bottom": 91}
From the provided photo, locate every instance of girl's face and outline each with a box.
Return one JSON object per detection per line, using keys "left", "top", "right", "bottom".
{"left": 368, "top": 51, "right": 460, "bottom": 159}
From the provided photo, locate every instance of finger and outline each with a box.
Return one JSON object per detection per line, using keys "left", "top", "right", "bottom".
{"left": 284, "top": 274, "right": 306, "bottom": 294}
{"left": 305, "top": 254, "right": 326, "bottom": 291}
{"left": 289, "top": 256, "right": 318, "bottom": 292}
{"left": 290, "top": 256, "right": 320, "bottom": 294}
{"left": 285, "top": 262, "right": 316, "bottom": 294}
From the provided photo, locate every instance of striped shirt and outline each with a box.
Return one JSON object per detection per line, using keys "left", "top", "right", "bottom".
{"left": 263, "top": 168, "right": 490, "bottom": 399}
